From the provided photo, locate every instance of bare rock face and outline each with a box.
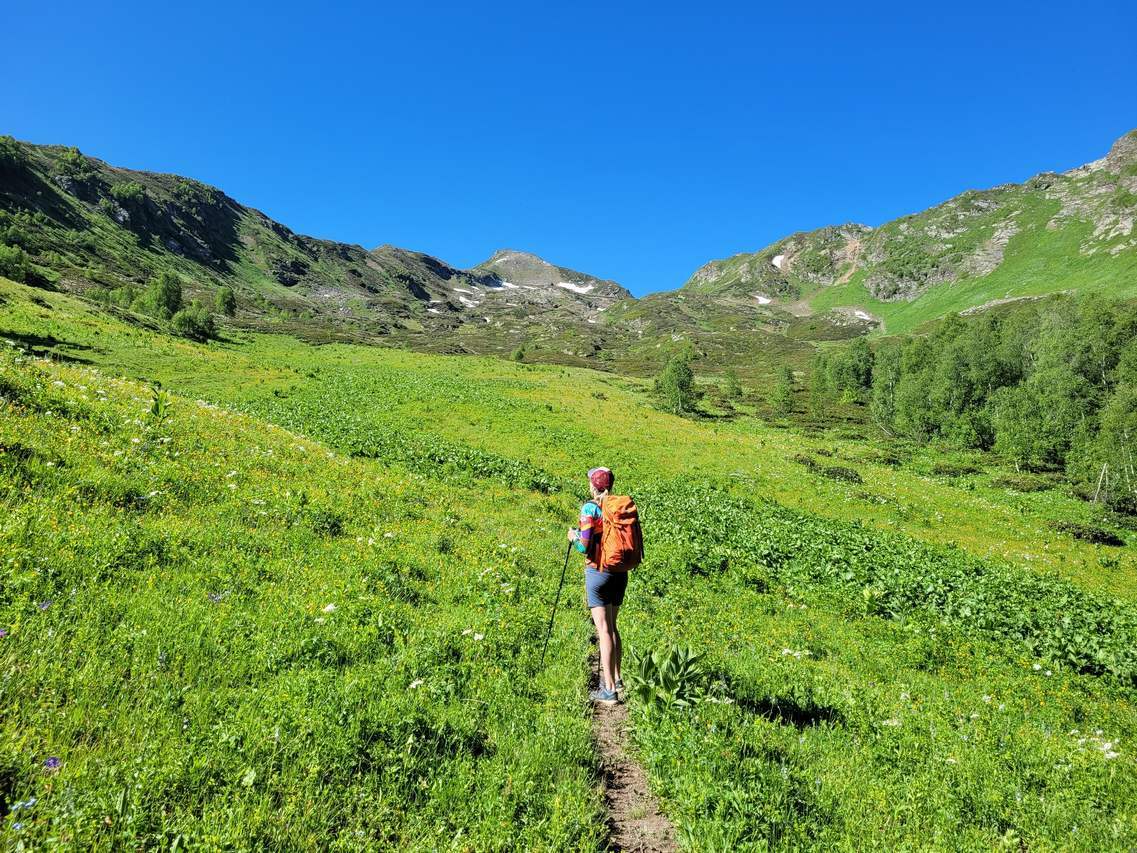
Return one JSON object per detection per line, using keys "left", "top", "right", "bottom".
{"left": 1105, "top": 131, "right": 1137, "bottom": 175}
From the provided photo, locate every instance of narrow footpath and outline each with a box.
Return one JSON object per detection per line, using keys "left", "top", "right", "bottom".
{"left": 589, "top": 651, "right": 677, "bottom": 852}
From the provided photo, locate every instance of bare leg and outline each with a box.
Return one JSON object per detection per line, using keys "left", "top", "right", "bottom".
{"left": 607, "top": 604, "right": 622, "bottom": 684}
{"left": 590, "top": 605, "right": 616, "bottom": 692}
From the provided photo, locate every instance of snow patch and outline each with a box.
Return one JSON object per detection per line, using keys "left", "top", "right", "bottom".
{"left": 556, "top": 281, "right": 595, "bottom": 294}
{"left": 499, "top": 281, "right": 519, "bottom": 289}
{"left": 452, "top": 287, "right": 475, "bottom": 294}
{"left": 754, "top": 293, "right": 772, "bottom": 305}
{"left": 772, "top": 254, "right": 785, "bottom": 270}
{"left": 426, "top": 308, "right": 441, "bottom": 314}
{"left": 458, "top": 297, "right": 478, "bottom": 308}
{"left": 854, "top": 310, "right": 873, "bottom": 321}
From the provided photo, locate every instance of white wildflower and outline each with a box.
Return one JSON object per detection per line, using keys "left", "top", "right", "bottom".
{"left": 880, "top": 718, "right": 901, "bottom": 727}
{"left": 473, "top": 633, "right": 484, "bottom": 641}
{"left": 461, "top": 628, "right": 473, "bottom": 636}
{"left": 409, "top": 679, "right": 424, "bottom": 689}
{"left": 322, "top": 603, "right": 336, "bottom": 613}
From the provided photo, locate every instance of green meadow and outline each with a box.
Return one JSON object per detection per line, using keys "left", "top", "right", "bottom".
{"left": 2, "top": 276, "right": 1135, "bottom": 849}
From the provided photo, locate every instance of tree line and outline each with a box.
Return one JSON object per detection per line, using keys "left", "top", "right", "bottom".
{"left": 814, "top": 295, "right": 1137, "bottom": 512}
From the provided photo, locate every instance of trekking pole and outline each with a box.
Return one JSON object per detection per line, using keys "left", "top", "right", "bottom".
{"left": 540, "top": 541, "right": 574, "bottom": 670}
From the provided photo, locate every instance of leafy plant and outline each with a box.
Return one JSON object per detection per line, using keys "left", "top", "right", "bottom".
{"left": 627, "top": 644, "right": 706, "bottom": 712}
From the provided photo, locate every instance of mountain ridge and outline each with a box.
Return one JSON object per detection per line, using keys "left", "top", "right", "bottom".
{"left": 2, "top": 129, "right": 1135, "bottom": 369}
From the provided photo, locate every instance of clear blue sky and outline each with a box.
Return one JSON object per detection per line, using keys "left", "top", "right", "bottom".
{"left": 5, "top": 1, "right": 1136, "bottom": 296}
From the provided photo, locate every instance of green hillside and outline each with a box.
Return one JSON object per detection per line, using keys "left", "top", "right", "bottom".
{"left": 2, "top": 277, "right": 1135, "bottom": 848}
{"left": 686, "top": 130, "right": 1137, "bottom": 334}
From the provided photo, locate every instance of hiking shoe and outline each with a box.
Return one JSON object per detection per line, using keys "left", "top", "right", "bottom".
{"left": 590, "top": 687, "right": 619, "bottom": 705}
{"left": 615, "top": 679, "right": 624, "bottom": 692}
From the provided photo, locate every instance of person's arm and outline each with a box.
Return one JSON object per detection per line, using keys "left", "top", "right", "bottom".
{"left": 574, "top": 502, "right": 599, "bottom": 557}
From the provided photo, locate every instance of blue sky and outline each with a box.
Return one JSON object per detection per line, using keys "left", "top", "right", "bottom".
{"left": 5, "top": 1, "right": 1136, "bottom": 296}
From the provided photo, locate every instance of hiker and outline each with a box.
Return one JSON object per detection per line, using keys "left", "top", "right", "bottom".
{"left": 567, "top": 466, "right": 643, "bottom": 705}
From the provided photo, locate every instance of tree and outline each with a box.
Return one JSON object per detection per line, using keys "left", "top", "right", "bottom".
{"left": 215, "top": 286, "right": 237, "bottom": 317}
{"left": 0, "top": 136, "right": 23, "bottom": 175}
{"left": 134, "top": 271, "right": 183, "bottom": 319}
{"left": 772, "top": 366, "right": 794, "bottom": 415}
{"left": 0, "top": 244, "right": 30, "bottom": 283}
{"left": 170, "top": 301, "right": 217, "bottom": 341}
{"left": 656, "top": 352, "right": 698, "bottom": 415}
{"left": 722, "top": 369, "right": 742, "bottom": 400}
{"left": 808, "top": 353, "right": 833, "bottom": 416}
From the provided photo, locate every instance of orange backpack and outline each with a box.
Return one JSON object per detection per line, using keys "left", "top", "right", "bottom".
{"left": 596, "top": 495, "right": 644, "bottom": 572}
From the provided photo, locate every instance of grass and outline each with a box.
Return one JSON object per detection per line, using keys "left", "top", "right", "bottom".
{"left": 1, "top": 277, "right": 1135, "bottom": 849}
{"left": 808, "top": 186, "right": 1137, "bottom": 334}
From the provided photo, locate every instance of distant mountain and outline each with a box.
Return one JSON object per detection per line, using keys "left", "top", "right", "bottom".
{"left": 683, "top": 129, "right": 1137, "bottom": 333}
{"left": 2, "top": 129, "right": 1134, "bottom": 374}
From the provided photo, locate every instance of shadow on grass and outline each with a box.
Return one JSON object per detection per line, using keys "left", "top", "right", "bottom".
{"left": 0, "top": 330, "right": 95, "bottom": 363}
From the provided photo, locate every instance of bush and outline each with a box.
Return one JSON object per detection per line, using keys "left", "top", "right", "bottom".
{"left": 109, "top": 181, "right": 145, "bottom": 205}
{"left": 0, "top": 135, "right": 23, "bottom": 173}
{"left": 170, "top": 301, "right": 217, "bottom": 341}
{"left": 655, "top": 352, "right": 699, "bottom": 415}
{"left": 57, "top": 146, "right": 94, "bottom": 179}
{"left": 1054, "top": 521, "right": 1125, "bottom": 547}
{"left": 215, "top": 286, "right": 237, "bottom": 317}
{"left": 134, "top": 271, "right": 183, "bottom": 319}
{"left": 0, "top": 244, "right": 30, "bottom": 283}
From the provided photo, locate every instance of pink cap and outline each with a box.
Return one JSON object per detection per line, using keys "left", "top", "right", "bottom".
{"left": 588, "top": 466, "right": 614, "bottom": 491}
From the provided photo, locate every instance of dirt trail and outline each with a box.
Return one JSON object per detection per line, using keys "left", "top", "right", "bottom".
{"left": 589, "top": 651, "right": 677, "bottom": 852}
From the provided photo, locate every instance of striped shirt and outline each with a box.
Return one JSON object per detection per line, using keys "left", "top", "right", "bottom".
{"left": 574, "top": 500, "right": 603, "bottom": 569}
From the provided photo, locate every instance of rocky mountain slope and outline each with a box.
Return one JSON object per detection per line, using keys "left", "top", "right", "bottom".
{"left": 2, "top": 129, "right": 1134, "bottom": 373}
{"left": 685, "top": 130, "right": 1137, "bottom": 332}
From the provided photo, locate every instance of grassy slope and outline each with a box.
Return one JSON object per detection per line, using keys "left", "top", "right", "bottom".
{"left": 2, "top": 277, "right": 1133, "bottom": 600}
{"left": 2, "top": 279, "right": 1135, "bottom": 849}
{"left": 0, "top": 348, "right": 604, "bottom": 849}
{"left": 809, "top": 180, "right": 1137, "bottom": 334}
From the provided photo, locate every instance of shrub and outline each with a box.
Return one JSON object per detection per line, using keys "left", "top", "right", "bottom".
{"left": 134, "top": 271, "right": 183, "bottom": 319}
{"left": 1054, "top": 521, "right": 1125, "bottom": 547}
{"left": 655, "top": 352, "right": 699, "bottom": 415}
{"left": 109, "top": 181, "right": 146, "bottom": 205}
{"left": 0, "top": 244, "right": 30, "bottom": 283}
{"left": 170, "top": 301, "right": 217, "bottom": 341}
{"left": 57, "top": 146, "right": 94, "bottom": 179}
{"left": 215, "top": 286, "right": 237, "bottom": 317}
{"left": 0, "top": 135, "right": 23, "bottom": 173}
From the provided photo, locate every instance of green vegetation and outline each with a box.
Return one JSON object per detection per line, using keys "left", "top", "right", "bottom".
{"left": 820, "top": 296, "right": 1137, "bottom": 513}
{"left": 215, "top": 286, "right": 237, "bottom": 317}
{"left": 655, "top": 351, "right": 699, "bottom": 415}
{"left": 1, "top": 276, "right": 1134, "bottom": 849}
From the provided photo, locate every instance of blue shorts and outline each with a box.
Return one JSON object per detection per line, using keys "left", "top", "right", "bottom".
{"left": 585, "top": 568, "right": 628, "bottom": 608}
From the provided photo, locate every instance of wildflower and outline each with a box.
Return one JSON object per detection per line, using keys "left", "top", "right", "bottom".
{"left": 982, "top": 695, "right": 992, "bottom": 704}
{"left": 945, "top": 757, "right": 957, "bottom": 764}
{"left": 38, "top": 600, "right": 52, "bottom": 611}
{"left": 880, "top": 718, "right": 901, "bottom": 727}
{"left": 409, "top": 679, "right": 424, "bottom": 689}
{"left": 12, "top": 823, "right": 22, "bottom": 830}
{"left": 208, "top": 592, "right": 224, "bottom": 603}
{"left": 1044, "top": 670, "right": 1052, "bottom": 677}
{"left": 1104, "top": 750, "right": 1120, "bottom": 760}
{"left": 1032, "top": 663, "right": 1042, "bottom": 671}
{"left": 322, "top": 603, "right": 336, "bottom": 613}
{"left": 461, "top": 628, "right": 473, "bottom": 636}
{"left": 473, "top": 633, "right": 485, "bottom": 641}
{"left": 384, "top": 532, "right": 394, "bottom": 539}
{"left": 0, "top": 628, "right": 7, "bottom": 639}
{"left": 43, "top": 757, "right": 61, "bottom": 771}
{"left": 131, "top": 437, "right": 141, "bottom": 444}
